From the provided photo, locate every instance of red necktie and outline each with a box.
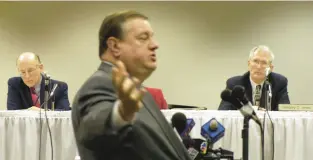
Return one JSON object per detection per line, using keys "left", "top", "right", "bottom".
{"left": 30, "top": 87, "right": 40, "bottom": 107}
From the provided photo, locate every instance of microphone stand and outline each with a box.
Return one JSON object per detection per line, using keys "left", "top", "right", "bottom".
{"left": 44, "top": 75, "right": 50, "bottom": 111}
{"left": 264, "top": 79, "right": 272, "bottom": 111}
{"left": 242, "top": 116, "right": 251, "bottom": 160}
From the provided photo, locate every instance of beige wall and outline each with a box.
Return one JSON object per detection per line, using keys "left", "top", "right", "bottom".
{"left": 1, "top": 1, "right": 313, "bottom": 110}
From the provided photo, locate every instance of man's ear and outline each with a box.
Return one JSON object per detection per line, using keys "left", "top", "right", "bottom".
{"left": 38, "top": 64, "right": 44, "bottom": 72}
{"left": 107, "top": 37, "right": 120, "bottom": 57}
{"left": 247, "top": 60, "right": 251, "bottom": 69}
{"left": 270, "top": 64, "right": 274, "bottom": 71}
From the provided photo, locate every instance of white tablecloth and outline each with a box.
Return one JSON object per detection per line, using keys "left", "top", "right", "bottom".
{"left": 0, "top": 110, "right": 312, "bottom": 160}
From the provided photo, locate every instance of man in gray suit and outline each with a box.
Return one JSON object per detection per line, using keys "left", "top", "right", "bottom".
{"left": 71, "top": 10, "right": 191, "bottom": 160}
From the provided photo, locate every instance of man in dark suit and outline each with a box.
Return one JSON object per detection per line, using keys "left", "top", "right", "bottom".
{"left": 7, "top": 52, "right": 71, "bottom": 111}
{"left": 218, "top": 45, "right": 290, "bottom": 111}
{"left": 71, "top": 11, "right": 191, "bottom": 160}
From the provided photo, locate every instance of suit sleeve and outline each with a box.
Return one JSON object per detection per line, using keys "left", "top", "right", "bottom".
{"left": 276, "top": 77, "right": 290, "bottom": 104}
{"left": 75, "top": 80, "right": 133, "bottom": 153}
{"left": 55, "top": 82, "right": 71, "bottom": 110}
{"left": 218, "top": 79, "right": 237, "bottom": 110}
{"left": 7, "top": 79, "right": 22, "bottom": 110}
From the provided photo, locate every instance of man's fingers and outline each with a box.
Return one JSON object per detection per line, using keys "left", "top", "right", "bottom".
{"left": 122, "top": 78, "right": 136, "bottom": 96}
{"left": 129, "top": 86, "right": 146, "bottom": 103}
{"left": 136, "top": 101, "right": 143, "bottom": 111}
{"left": 112, "top": 66, "right": 128, "bottom": 90}
{"left": 116, "top": 60, "right": 127, "bottom": 74}
{"left": 112, "top": 67, "right": 119, "bottom": 87}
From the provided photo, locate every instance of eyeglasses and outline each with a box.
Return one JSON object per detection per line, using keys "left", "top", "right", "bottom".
{"left": 19, "top": 65, "right": 39, "bottom": 77}
{"left": 251, "top": 59, "right": 270, "bottom": 67}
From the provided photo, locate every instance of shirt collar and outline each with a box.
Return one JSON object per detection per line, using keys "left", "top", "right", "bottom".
{"left": 103, "top": 61, "right": 114, "bottom": 66}
{"left": 32, "top": 75, "right": 42, "bottom": 95}
{"left": 249, "top": 76, "right": 264, "bottom": 92}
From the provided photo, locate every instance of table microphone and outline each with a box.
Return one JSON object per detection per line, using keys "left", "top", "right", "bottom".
{"left": 232, "top": 85, "right": 261, "bottom": 125}
{"left": 201, "top": 118, "right": 225, "bottom": 148}
{"left": 171, "top": 112, "right": 198, "bottom": 160}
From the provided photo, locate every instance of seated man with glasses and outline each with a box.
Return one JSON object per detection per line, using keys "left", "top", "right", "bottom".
{"left": 7, "top": 52, "right": 71, "bottom": 110}
{"left": 218, "top": 45, "right": 290, "bottom": 111}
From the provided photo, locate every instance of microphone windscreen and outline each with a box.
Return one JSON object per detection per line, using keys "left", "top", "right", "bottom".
{"left": 209, "top": 119, "right": 218, "bottom": 131}
{"left": 201, "top": 118, "right": 225, "bottom": 144}
{"left": 221, "top": 89, "right": 242, "bottom": 109}
{"left": 231, "top": 85, "right": 245, "bottom": 99}
{"left": 232, "top": 85, "right": 249, "bottom": 104}
{"left": 171, "top": 112, "right": 187, "bottom": 134}
{"left": 220, "top": 89, "right": 232, "bottom": 102}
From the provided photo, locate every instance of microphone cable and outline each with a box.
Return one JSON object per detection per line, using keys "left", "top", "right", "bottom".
{"left": 38, "top": 80, "right": 54, "bottom": 160}
{"left": 262, "top": 109, "right": 275, "bottom": 160}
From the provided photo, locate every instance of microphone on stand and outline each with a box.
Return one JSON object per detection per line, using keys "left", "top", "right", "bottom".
{"left": 200, "top": 118, "right": 225, "bottom": 148}
{"left": 264, "top": 67, "right": 275, "bottom": 160}
{"left": 265, "top": 67, "right": 271, "bottom": 77}
{"left": 38, "top": 82, "right": 58, "bottom": 160}
{"left": 221, "top": 86, "right": 264, "bottom": 160}
{"left": 200, "top": 118, "right": 234, "bottom": 160}
{"left": 42, "top": 72, "right": 51, "bottom": 111}
{"left": 231, "top": 86, "right": 262, "bottom": 126}
{"left": 171, "top": 112, "right": 198, "bottom": 160}
{"left": 264, "top": 67, "right": 272, "bottom": 110}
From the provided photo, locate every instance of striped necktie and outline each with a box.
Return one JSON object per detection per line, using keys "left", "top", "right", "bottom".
{"left": 30, "top": 87, "right": 40, "bottom": 107}
{"left": 254, "top": 85, "right": 261, "bottom": 106}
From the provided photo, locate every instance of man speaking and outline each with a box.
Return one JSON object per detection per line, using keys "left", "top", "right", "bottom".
{"left": 71, "top": 11, "right": 191, "bottom": 160}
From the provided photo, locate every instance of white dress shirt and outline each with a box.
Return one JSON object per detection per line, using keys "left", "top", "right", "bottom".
{"left": 249, "top": 76, "right": 264, "bottom": 110}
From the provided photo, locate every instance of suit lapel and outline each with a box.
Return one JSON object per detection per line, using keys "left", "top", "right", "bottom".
{"left": 242, "top": 72, "right": 253, "bottom": 103}
{"left": 19, "top": 83, "right": 32, "bottom": 108}
{"left": 260, "top": 85, "right": 266, "bottom": 108}
{"left": 141, "top": 94, "right": 181, "bottom": 160}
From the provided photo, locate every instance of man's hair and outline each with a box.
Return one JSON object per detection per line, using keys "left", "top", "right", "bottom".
{"left": 98, "top": 10, "right": 148, "bottom": 58}
{"left": 16, "top": 53, "right": 42, "bottom": 66}
{"left": 35, "top": 54, "right": 41, "bottom": 64}
{"left": 249, "top": 45, "right": 275, "bottom": 63}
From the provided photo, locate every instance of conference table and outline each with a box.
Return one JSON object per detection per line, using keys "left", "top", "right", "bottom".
{"left": 0, "top": 110, "right": 312, "bottom": 160}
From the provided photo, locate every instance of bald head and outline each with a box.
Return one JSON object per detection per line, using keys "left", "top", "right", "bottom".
{"left": 17, "top": 52, "right": 43, "bottom": 87}
{"left": 17, "top": 52, "right": 41, "bottom": 66}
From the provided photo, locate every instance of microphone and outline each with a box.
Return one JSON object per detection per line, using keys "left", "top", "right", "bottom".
{"left": 50, "top": 83, "right": 58, "bottom": 97}
{"left": 171, "top": 112, "right": 198, "bottom": 160}
{"left": 171, "top": 112, "right": 196, "bottom": 138}
{"left": 232, "top": 85, "right": 262, "bottom": 125}
{"left": 50, "top": 83, "right": 58, "bottom": 111}
{"left": 41, "top": 72, "right": 51, "bottom": 80}
{"left": 265, "top": 67, "right": 271, "bottom": 77}
{"left": 220, "top": 89, "right": 242, "bottom": 109}
{"left": 200, "top": 118, "right": 225, "bottom": 147}
{"left": 199, "top": 119, "right": 234, "bottom": 160}
{"left": 171, "top": 112, "right": 187, "bottom": 134}
{"left": 38, "top": 82, "right": 58, "bottom": 160}
{"left": 41, "top": 72, "right": 51, "bottom": 111}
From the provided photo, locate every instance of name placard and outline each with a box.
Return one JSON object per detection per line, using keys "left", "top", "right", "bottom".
{"left": 279, "top": 104, "right": 313, "bottom": 111}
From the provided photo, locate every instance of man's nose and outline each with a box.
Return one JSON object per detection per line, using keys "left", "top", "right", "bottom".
{"left": 150, "top": 39, "right": 159, "bottom": 50}
{"left": 255, "top": 63, "right": 262, "bottom": 68}
{"left": 24, "top": 72, "right": 31, "bottom": 78}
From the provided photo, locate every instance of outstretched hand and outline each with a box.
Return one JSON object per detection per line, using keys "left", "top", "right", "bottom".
{"left": 112, "top": 61, "right": 146, "bottom": 121}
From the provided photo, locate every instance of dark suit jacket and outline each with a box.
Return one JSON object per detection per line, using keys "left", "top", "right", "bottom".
{"left": 218, "top": 71, "right": 290, "bottom": 111}
{"left": 7, "top": 76, "right": 71, "bottom": 110}
{"left": 145, "top": 87, "right": 168, "bottom": 110}
{"left": 71, "top": 62, "right": 191, "bottom": 160}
